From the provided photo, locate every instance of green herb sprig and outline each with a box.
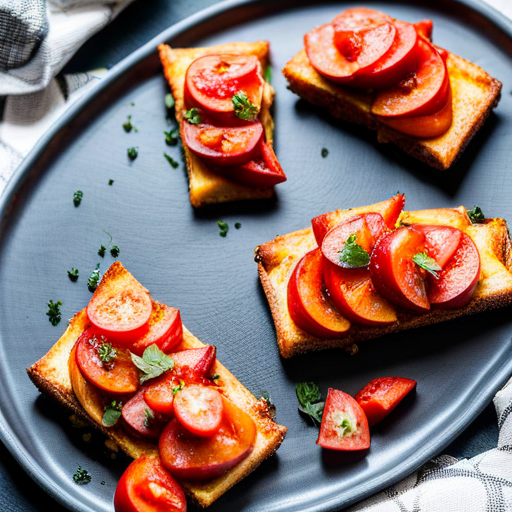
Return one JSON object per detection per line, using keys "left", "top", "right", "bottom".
{"left": 98, "top": 342, "right": 116, "bottom": 365}
{"left": 87, "top": 264, "right": 101, "bottom": 292}
{"left": 130, "top": 344, "right": 174, "bottom": 384}
{"left": 296, "top": 382, "right": 325, "bottom": 425}
{"left": 73, "top": 190, "right": 83, "bottom": 207}
{"left": 68, "top": 268, "right": 79, "bottom": 282}
{"left": 102, "top": 401, "right": 122, "bottom": 427}
{"left": 339, "top": 233, "right": 370, "bottom": 267}
{"left": 184, "top": 108, "right": 201, "bottom": 124}
{"left": 468, "top": 205, "right": 485, "bottom": 224}
{"left": 46, "top": 300, "right": 63, "bottom": 326}
{"left": 164, "top": 127, "right": 179, "bottom": 146}
{"left": 73, "top": 466, "right": 91, "bottom": 485}
{"left": 412, "top": 252, "right": 442, "bottom": 279}
{"left": 232, "top": 91, "right": 259, "bottom": 121}
{"left": 123, "top": 115, "right": 138, "bottom": 133}
{"left": 127, "top": 147, "right": 138, "bottom": 161}
{"left": 110, "top": 245, "right": 120, "bottom": 258}
{"left": 218, "top": 221, "right": 229, "bottom": 237}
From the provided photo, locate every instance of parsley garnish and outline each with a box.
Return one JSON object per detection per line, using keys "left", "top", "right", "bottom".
{"left": 296, "top": 382, "right": 325, "bottom": 425}
{"left": 98, "top": 244, "right": 106, "bottom": 257}
{"left": 127, "top": 147, "right": 138, "bottom": 160}
{"left": 73, "top": 190, "right": 83, "bottom": 207}
{"left": 172, "top": 380, "right": 186, "bottom": 395}
{"left": 67, "top": 268, "right": 79, "bottom": 282}
{"left": 164, "top": 93, "right": 175, "bottom": 110}
{"left": 321, "top": 148, "right": 329, "bottom": 158}
{"left": 130, "top": 344, "right": 174, "bottom": 384}
{"left": 46, "top": 300, "right": 63, "bottom": 326}
{"left": 102, "top": 401, "right": 122, "bottom": 427}
{"left": 339, "top": 418, "right": 353, "bottom": 435}
{"left": 164, "top": 127, "right": 179, "bottom": 146}
{"left": 218, "top": 221, "right": 229, "bottom": 237}
{"left": 110, "top": 245, "right": 120, "bottom": 258}
{"left": 235, "top": 222, "right": 242, "bottom": 229}
{"left": 184, "top": 108, "right": 201, "bottom": 124}
{"left": 164, "top": 152, "right": 179, "bottom": 168}
{"left": 123, "top": 115, "right": 138, "bottom": 133}
{"left": 108, "top": 179, "right": 114, "bottom": 186}
{"left": 73, "top": 466, "right": 91, "bottom": 485}
{"left": 232, "top": 91, "right": 259, "bottom": 121}
{"left": 98, "top": 342, "right": 116, "bottom": 364}
{"left": 87, "top": 263, "right": 101, "bottom": 292}
{"left": 468, "top": 205, "right": 485, "bottom": 223}
{"left": 339, "top": 233, "right": 370, "bottom": 267}
{"left": 413, "top": 252, "right": 442, "bottom": 279}
{"left": 211, "top": 373, "right": 220, "bottom": 381}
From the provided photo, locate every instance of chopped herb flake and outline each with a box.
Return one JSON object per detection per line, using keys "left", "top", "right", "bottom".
{"left": 296, "top": 382, "right": 325, "bottom": 425}
{"left": 321, "top": 148, "right": 329, "bottom": 158}
{"left": 232, "top": 90, "right": 259, "bottom": 121}
{"left": 468, "top": 205, "right": 485, "bottom": 223}
{"left": 102, "top": 401, "right": 122, "bottom": 427}
{"left": 218, "top": 221, "right": 229, "bottom": 237}
{"left": 144, "top": 408, "right": 155, "bottom": 427}
{"left": 73, "top": 190, "right": 83, "bottom": 207}
{"left": 164, "top": 127, "right": 179, "bottom": 146}
{"left": 87, "top": 263, "right": 101, "bottom": 292}
{"left": 235, "top": 222, "right": 242, "bottom": 229}
{"left": 172, "top": 380, "right": 186, "bottom": 395}
{"left": 108, "top": 179, "right": 114, "bottom": 186}
{"left": 165, "top": 93, "right": 175, "bottom": 110}
{"left": 123, "top": 115, "right": 135, "bottom": 132}
{"left": 184, "top": 108, "right": 202, "bottom": 124}
{"left": 98, "top": 244, "right": 106, "bottom": 257}
{"left": 110, "top": 245, "right": 120, "bottom": 258}
{"left": 164, "top": 152, "right": 179, "bottom": 168}
{"left": 98, "top": 342, "right": 116, "bottom": 364}
{"left": 67, "top": 268, "right": 79, "bottom": 282}
{"left": 130, "top": 344, "right": 174, "bottom": 384}
{"left": 127, "top": 147, "right": 138, "bottom": 160}
{"left": 46, "top": 300, "right": 63, "bottom": 326}
{"left": 265, "top": 66, "right": 272, "bottom": 83}
{"left": 339, "top": 233, "right": 370, "bottom": 267}
{"left": 73, "top": 466, "right": 91, "bottom": 485}
{"left": 413, "top": 252, "right": 442, "bottom": 279}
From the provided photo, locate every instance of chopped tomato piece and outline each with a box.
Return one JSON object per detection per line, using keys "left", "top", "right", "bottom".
{"left": 182, "top": 121, "right": 264, "bottom": 166}
{"left": 173, "top": 385, "right": 224, "bottom": 437}
{"left": 355, "top": 377, "right": 417, "bottom": 426}
{"left": 287, "top": 247, "right": 351, "bottom": 338}
{"left": 172, "top": 345, "right": 217, "bottom": 381}
{"left": 75, "top": 327, "right": 139, "bottom": 395}
{"left": 86, "top": 265, "right": 152, "bottom": 345}
{"left": 159, "top": 397, "right": 256, "bottom": 480}
{"left": 143, "top": 372, "right": 183, "bottom": 416}
{"left": 131, "top": 302, "right": 183, "bottom": 356}
{"left": 414, "top": 19, "right": 433, "bottom": 40}
{"left": 317, "top": 388, "right": 370, "bottom": 451}
{"left": 114, "top": 456, "right": 187, "bottom": 512}
{"left": 122, "top": 389, "right": 168, "bottom": 439}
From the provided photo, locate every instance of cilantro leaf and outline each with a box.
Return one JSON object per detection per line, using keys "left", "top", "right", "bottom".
{"left": 184, "top": 108, "right": 201, "bottom": 124}
{"left": 296, "top": 382, "right": 325, "bottom": 425}
{"left": 102, "top": 401, "right": 122, "bottom": 427}
{"left": 413, "top": 252, "right": 442, "bottom": 279}
{"left": 339, "top": 233, "right": 370, "bottom": 267}
{"left": 467, "top": 205, "right": 485, "bottom": 224}
{"left": 130, "top": 344, "right": 174, "bottom": 384}
{"left": 232, "top": 91, "right": 259, "bottom": 121}
{"left": 46, "top": 300, "right": 63, "bottom": 326}
{"left": 67, "top": 268, "right": 79, "bottom": 282}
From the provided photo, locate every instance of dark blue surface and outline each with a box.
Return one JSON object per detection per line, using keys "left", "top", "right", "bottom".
{"left": 0, "top": 0, "right": 506, "bottom": 511}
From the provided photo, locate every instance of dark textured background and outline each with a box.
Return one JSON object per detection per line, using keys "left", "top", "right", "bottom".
{"left": 0, "top": 0, "right": 503, "bottom": 511}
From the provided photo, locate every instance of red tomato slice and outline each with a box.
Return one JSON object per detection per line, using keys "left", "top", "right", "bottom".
{"left": 172, "top": 345, "right": 217, "bottom": 381}
{"left": 184, "top": 54, "right": 263, "bottom": 125}
{"left": 414, "top": 19, "right": 433, "bottom": 40}
{"left": 411, "top": 224, "right": 462, "bottom": 268}
{"left": 122, "top": 389, "right": 168, "bottom": 439}
{"left": 131, "top": 302, "right": 183, "bottom": 356}
{"left": 182, "top": 121, "right": 264, "bottom": 167}
{"left": 371, "top": 37, "right": 449, "bottom": 118}
{"left": 212, "top": 141, "right": 287, "bottom": 187}
{"left": 173, "top": 384, "right": 223, "bottom": 437}
{"left": 317, "top": 388, "right": 370, "bottom": 451}
{"left": 143, "top": 372, "right": 183, "bottom": 416}
{"left": 323, "top": 259, "right": 397, "bottom": 326}
{"left": 369, "top": 226, "right": 430, "bottom": 312}
{"left": 352, "top": 21, "right": 419, "bottom": 90}
{"left": 331, "top": 8, "right": 393, "bottom": 31}
{"left": 311, "top": 193, "right": 405, "bottom": 246}
{"left": 159, "top": 397, "right": 257, "bottom": 481}
{"left": 427, "top": 233, "right": 480, "bottom": 308}
{"left": 287, "top": 247, "right": 351, "bottom": 338}
{"left": 114, "top": 456, "right": 187, "bottom": 512}
{"left": 86, "top": 266, "right": 152, "bottom": 345}
{"left": 75, "top": 328, "right": 139, "bottom": 395}
{"left": 355, "top": 377, "right": 417, "bottom": 426}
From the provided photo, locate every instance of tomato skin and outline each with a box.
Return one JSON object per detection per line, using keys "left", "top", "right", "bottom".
{"left": 75, "top": 328, "right": 139, "bottom": 395}
{"left": 122, "top": 390, "right": 168, "bottom": 439}
{"left": 287, "top": 247, "right": 351, "bottom": 338}
{"left": 159, "top": 397, "right": 257, "bottom": 481}
{"left": 173, "top": 385, "right": 224, "bottom": 437}
{"left": 355, "top": 377, "right": 417, "bottom": 426}
{"left": 86, "top": 268, "right": 152, "bottom": 346}
{"left": 369, "top": 226, "right": 430, "bottom": 312}
{"left": 184, "top": 54, "right": 263, "bottom": 126}
{"left": 114, "top": 456, "right": 187, "bottom": 512}
{"left": 182, "top": 121, "right": 264, "bottom": 167}
{"left": 317, "top": 388, "right": 370, "bottom": 451}
{"left": 131, "top": 303, "right": 183, "bottom": 356}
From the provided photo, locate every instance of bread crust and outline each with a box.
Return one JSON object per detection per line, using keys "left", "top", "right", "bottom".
{"left": 158, "top": 41, "right": 279, "bottom": 207}
{"left": 255, "top": 203, "right": 512, "bottom": 358}
{"left": 27, "top": 262, "right": 286, "bottom": 507}
{"left": 282, "top": 47, "right": 502, "bottom": 170}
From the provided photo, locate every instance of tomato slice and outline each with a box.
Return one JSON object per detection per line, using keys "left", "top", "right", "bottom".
{"left": 331, "top": 8, "right": 393, "bottom": 31}
{"left": 287, "top": 247, "right": 351, "bottom": 338}
{"left": 212, "top": 141, "right": 287, "bottom": 187}
{"left": 369, "top": 226, "right": 430, "bottom": 312}
{"left": 131, "top": 302, "right": 183, "bottom": 356}
{"left": 411, "top": 224, "right": 462, "bottom": 268}
{"left": 182, "top": 121, "right": 264, "bottom": 167}
{"left": 184, "top": 54, "right": 263, "bottom": 125}
{"left": 114, "top": 456, "right": 187, "bottom": 512}
{"left": 173, "top": 384, "right": 224, "bottom": 437}
{"left": 355, "top": 377, "right": 417, "bottom": 426}
{"left": 317, "top": 388, "right": 370, "bottom": 451}
{"left": 86, "top": 265, "right": 152, "bottom": 345}
{"left": 75, "top": 327, "right": 139, "bottom": 395}
{"left": 414, "top": 19, "right": 433, "bottom": 40}
{"left": 159, "top": 397, "right": 257, "bottom": 480}
{"left": 143, "top": 372, "right": 183, "bottom": 416}
{"left": 122, "top": 389, "right": 168, "bottom": 439}
{"left": 371, "top": 37, "right": 449, "bottom": 118}
{"left": 172, "top": 345, "right": 217, "bottom": 381}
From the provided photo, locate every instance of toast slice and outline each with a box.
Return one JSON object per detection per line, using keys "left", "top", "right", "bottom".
{"left": 255, "top": 199, "right": 512, "bottom": 358}
{"left": 159, "top": 41, "right": 279, "bottom": 207}
{"left": 282, "top": 47, "right": 502, "bottom": 170}
{"left": 27, "top": 262, "right": 286, "bottom": 507}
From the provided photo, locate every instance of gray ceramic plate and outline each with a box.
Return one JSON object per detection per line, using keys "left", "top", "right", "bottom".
{"left": 1, "top": 0, "right": 512, "bottom": 511}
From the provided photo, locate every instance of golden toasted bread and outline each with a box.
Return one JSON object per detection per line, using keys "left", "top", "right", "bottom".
{"left": 159, "top": 41, "right": 279, "bottom": 207}
{"left": 255, "top": 200, "right": 512, "bottom": 358}
{"left": 27, "top": 262, "right": 286, "bottom": 507}
{"left": 283, "top": 47, "right": 501, "bottom": 170}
